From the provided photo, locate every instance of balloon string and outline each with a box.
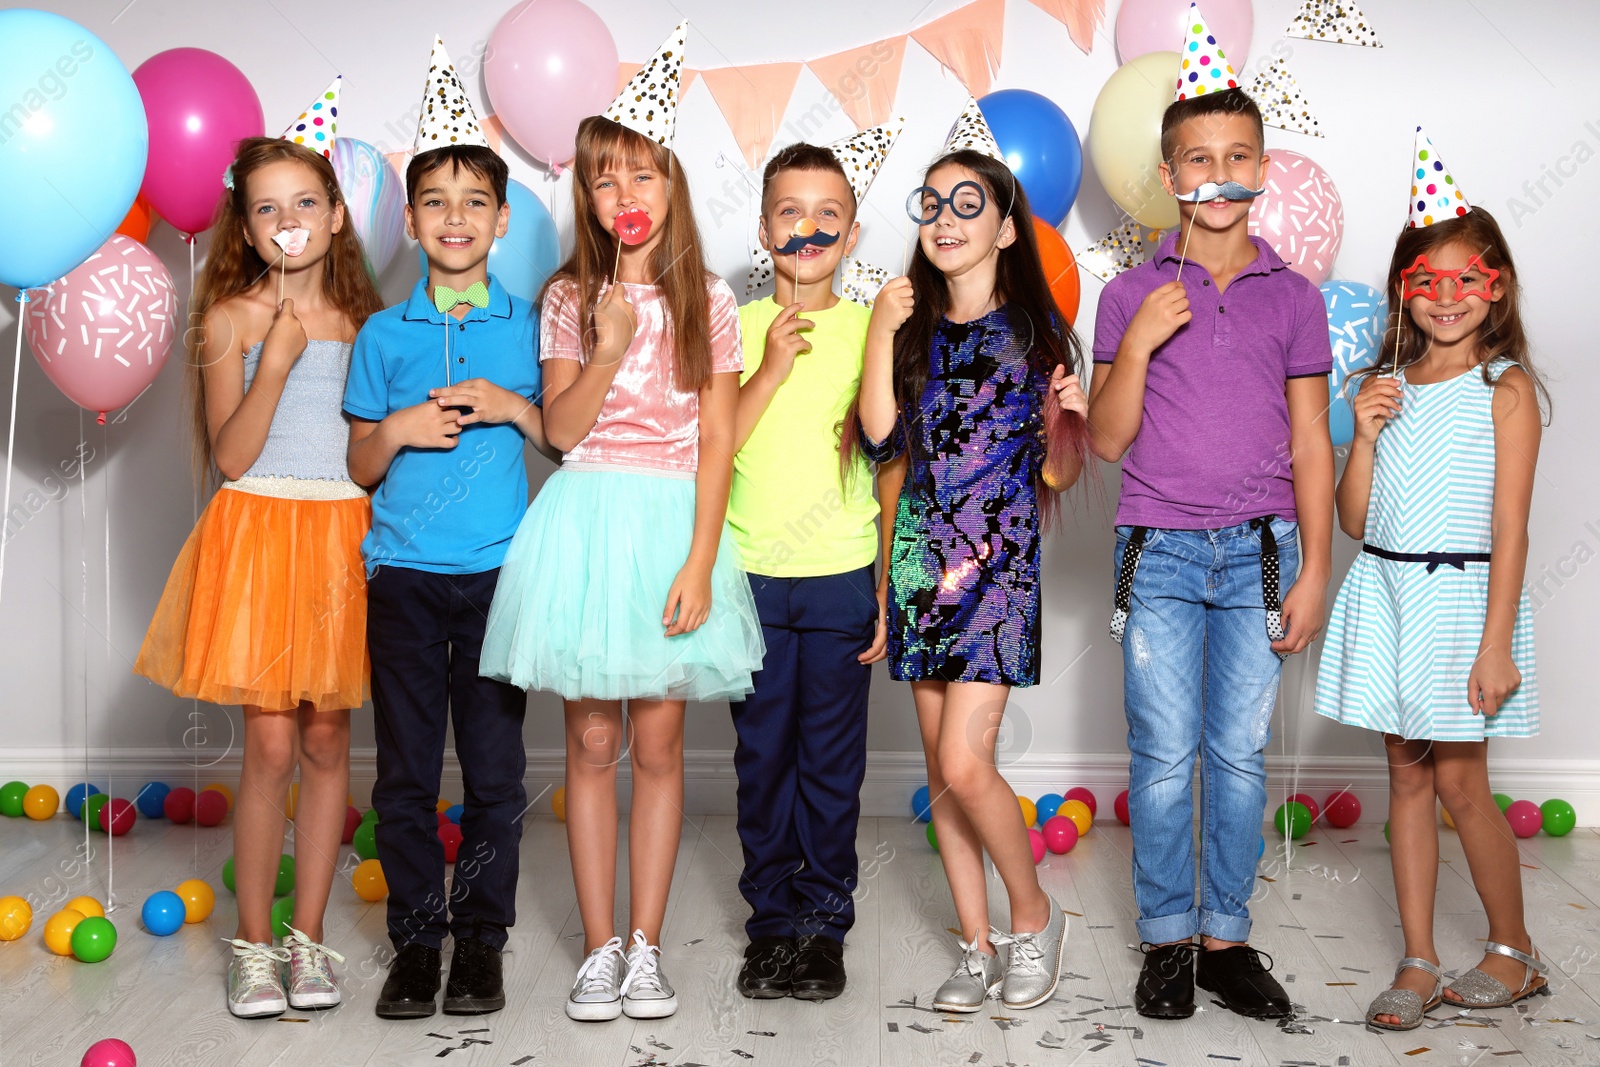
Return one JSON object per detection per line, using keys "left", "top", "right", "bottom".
{"left": 78, "top": 405, "right": 92, "bottom": 897}
{"left": 103, "top": 420, "right": 113, "bottom": 911}
{"left": 185, "top": 231, "right": 199, "bottom": 876}
{"left": 0, "top": 291, "right": 27, "bottom": 608}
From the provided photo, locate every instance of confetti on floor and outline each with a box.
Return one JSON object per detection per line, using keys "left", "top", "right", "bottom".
{"left": 1404, "top": 1049, "right": 1430, "bottom": 1057}
{"left": 511, "top": 1058, "right": 534, "bottom": 1065}
{"left": 731, "top": 1051, "right": 754, "bottom": 1060}
{"left": 908, "top": 1022, "right": 942, "bottom": 1034}
{"left": 886, "top": 1022, "right": 898, "bottom": 1033}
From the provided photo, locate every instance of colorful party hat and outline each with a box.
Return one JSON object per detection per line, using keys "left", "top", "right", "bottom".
{"left": 826, "top": 118, "right": 905, "bottom": 202}
{"left": 281, "top": 76, "right": 340, "bottom": 160}
{"left": 1407, "top": 125, "right": 1469, "bottom": 228}
{"left": 1174, "top": 3, "right": 1240, "bottom": 102}
{"left": 944, "top": 97, "right": 1003, "bottom": 162}
{"left": 604, "top": 20, "right": 688, "bottom": 147}
{"left": 414, "top": 36, "right": 488, "bottom": 154}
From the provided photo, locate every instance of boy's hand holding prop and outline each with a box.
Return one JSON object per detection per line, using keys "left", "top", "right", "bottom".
{"left": 763, "top": 302, "right": 814, "bottom": 383}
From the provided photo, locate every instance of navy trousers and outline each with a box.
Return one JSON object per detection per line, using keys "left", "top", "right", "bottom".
{"left": 729, "top": 566, "right": 876, "bottom": 943}
{"left": 368, "top": 565, "right": 527, "bottom": 952}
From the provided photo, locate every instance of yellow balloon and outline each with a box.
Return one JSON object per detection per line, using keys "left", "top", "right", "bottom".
{"left": 551, "top": 786, "right": 566, "bottom": 823}
{"left": 64, "top": 895, "right": 104, "bottom": 919}
{"left": 176, "top": 878, "right": 215, "bottom": 923}
{"left": 203, "top": 783, "right": 235, "bottom": 812}
{"left": 1088, "top": 51, "right": 1183, "bottom": 231}
{"left": 1060, "top": 799, "right": 1093, "bottom": 835}
{"left": 0, "top": 896, "right": 32, "bottom": 941}
{"left": 44, "top": 908, "right": 85, "bottom": 955}
{"left": 1440, "top": 804, "right": 1455, "bottom": 830}
{"left": 352, "top": 859, "right": 388, "bottom": 902}
{"left": 23, "top": 784, "right": 59, "bottom": 820}
{"left": 1017, "top": 795, "right": 1037, "bottom": 829}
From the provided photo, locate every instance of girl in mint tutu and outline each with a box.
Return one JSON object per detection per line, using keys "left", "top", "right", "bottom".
{"left": 479, "top": 90, "right": 763, "bottom": 1021}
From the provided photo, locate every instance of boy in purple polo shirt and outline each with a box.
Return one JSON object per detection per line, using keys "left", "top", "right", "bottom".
{"left": 1087, "top": 88, "right": 1333, "bottom": 1022}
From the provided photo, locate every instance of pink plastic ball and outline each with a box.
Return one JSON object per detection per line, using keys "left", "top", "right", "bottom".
{"left": 195, "top": 789, "right": 228, "bottom": 827}
{"left": 438, "top": 823, "right": 464, "bottom": 864}
{"left": 1323, "top": 790, "right": 1361, "bottom": 829}
{"left": 98, "top": 798, "right": 137, "bottom": 836}
{"left": 1063, "top": 787, "right": 1097, "bottom": 818}
{"left": 1505, "top": 799, "right": 1543, "bottom": 839}
{"left": 1288, "top": 793, "right": 1320, "bottom": 824}
{"left": 81, "top": 1038, "right": 136, "bottom": 1067}
{"left": 1043, "top": 814, "right": 1080, "bottom": 854}
{"left": 1114, "top": 789, "right": 1131, "bottom": 826}
{"left": 1027, "top": 828, "right": 1046, "bottom": 864}
{"left": 341, "top": 805, "right": 361, "bottom": 844}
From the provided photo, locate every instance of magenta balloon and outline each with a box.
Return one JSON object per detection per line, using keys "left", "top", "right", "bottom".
{"left": 1116, "top": 0, "right": 1253, "bottom": 68}
{"left": 485, "top": 0, "right": 618, "bottom": 168}
{"left": 23, "top": 236, "right": 178, "bottom": 416}
{"left": 132, "top": 48, "right": 263, "bottom": 235}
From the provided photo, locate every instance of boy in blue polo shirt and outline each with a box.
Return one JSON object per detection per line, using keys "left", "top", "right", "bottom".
{"left": 344, "top": 38, "right": 551, "bottom": 1021}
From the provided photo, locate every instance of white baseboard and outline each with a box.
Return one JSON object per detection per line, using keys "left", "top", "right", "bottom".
{"left": 6, "top": 748, "right": 1599, "bottom": 826}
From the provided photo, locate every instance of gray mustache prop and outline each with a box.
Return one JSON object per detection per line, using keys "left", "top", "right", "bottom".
{"left": 1175, "top": 180, "right": 1266, "bottom": 202}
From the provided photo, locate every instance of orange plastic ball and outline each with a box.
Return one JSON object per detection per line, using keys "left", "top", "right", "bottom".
{"left": 175, "top": 879, "right": 215, "bottom": 923}
{"left": 1059, "top": 799, "right": 1093, "bottom": 835}
{"left": 64, "top": 895, "right": 104, "bottom": 919}
{"left": 551, "top": 786, "right": 566, "bottom": 823}
{"left": 0, "top": 896, "right": 32, "bottom": 940}
{"left": 352, "top": 859, "right": 387, "bottom": 902}
{"left": 44, "top": 908, "right": 85, "bottom": 955}
{"left": 23, "top": 784, "right": 59, "bottom": 820}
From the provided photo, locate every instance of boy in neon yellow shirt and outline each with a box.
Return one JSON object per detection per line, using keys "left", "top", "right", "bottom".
{"left": 728, "top": 133, "right": 901, "bottom": 1003}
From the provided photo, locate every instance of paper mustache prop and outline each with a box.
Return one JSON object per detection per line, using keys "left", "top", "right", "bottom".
{"left": 1174, "top": 180, "right": 1265, "bottom": 202}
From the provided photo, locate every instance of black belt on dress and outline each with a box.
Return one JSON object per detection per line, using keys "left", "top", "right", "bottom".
{"left": 1362, "top": 544, "right": 1492, "bottom": 574}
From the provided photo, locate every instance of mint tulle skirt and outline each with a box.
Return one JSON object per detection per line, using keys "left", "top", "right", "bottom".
{"left": 480, "top": 466, "right": 764, "bottom": 702}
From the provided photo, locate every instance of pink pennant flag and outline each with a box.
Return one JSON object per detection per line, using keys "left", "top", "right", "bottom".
{"left": 617, "top": 62, "right": 698, "bottom": 96}
{"left": 1024, "top": 0, "right": 1105, "bottom": 55}
{"left": 911, "top": 0, "right": 1006, "bottom": 99}
{"left": 700, "top": 63, "right": 804, "bottom": 169}
{"left": 807, "top": 37, "right": 908, "bottom": 131}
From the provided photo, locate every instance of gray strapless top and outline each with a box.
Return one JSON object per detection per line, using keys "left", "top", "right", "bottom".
{"left": 239, "top": 339, "right": 354, "bottom": 483}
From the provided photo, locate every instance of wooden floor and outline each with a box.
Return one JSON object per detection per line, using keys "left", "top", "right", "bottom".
{"left": 3, "top": 811, "right": 1600, "bottom": 1067}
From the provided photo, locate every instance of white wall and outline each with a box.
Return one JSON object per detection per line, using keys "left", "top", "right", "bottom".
{"left": 4, "top": 0, "right": 1596, "bottom": 818}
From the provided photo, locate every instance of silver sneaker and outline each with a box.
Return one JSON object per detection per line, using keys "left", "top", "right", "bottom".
{"left": 283, "top": 926, "right": 346, "bottom": 1010}
{"left": 566, "top": 936, "right": 626, "bottom": 1021}
{"left": 932, "top": 936, "right": 1003, "bottom": 1013}
{"left": 993, "top": 894, "right": 1068, "bottom": 1009}
{"left": 621, "top": 930, "right": 678, "bottom": 1019}
{"left": 225, "top": 939, "right": 291, "bottom": 1019}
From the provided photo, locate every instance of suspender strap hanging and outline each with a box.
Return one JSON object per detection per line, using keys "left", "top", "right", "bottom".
{"left": 1109, "top": 526, "right": 1149, "bottom": 644}
{"left": 1249, "top": 516, "right": 1286, "bottom": 649}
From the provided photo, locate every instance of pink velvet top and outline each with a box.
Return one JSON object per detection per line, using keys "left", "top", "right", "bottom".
{"left": 541, "top": 276, "right": 743, "bottom": 475}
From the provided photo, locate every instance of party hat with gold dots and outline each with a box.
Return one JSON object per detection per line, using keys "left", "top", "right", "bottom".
{"left": 944, "top": 97, "right": 1004, "bottom": 161}
{"left": 414, "top": 36, "right": 488, "bottom": 153}
{"left": 604, "top": 20, "right": 688, "bottom": 147}
{"left": 281, "top": 76, "right": 340, "bottom": 160}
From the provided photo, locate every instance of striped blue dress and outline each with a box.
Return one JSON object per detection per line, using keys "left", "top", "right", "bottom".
{"left": 1314, "top": 357, "right": 1538, "bottom": 740}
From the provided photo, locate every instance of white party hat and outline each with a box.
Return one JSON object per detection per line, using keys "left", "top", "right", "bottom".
{"left": 944, "top": 97, "right": 1003, "bottom": 161}
{"left": 414, "top": 36, "right": 489, "bottom": 153}
{"left": 1175, "top": 4, "right": 1240, "bottom": 102}
{"left": 826, "top": 118, "right": 905, "bottom": 202}
{"left": 281, "top": 76, "right": 340, "bottom": 160}
{"left": 604, "top": 20, "right": 689, "bottom": 147}
{"left": 1407, "top": 125, "right": 1470, "bottom": 228}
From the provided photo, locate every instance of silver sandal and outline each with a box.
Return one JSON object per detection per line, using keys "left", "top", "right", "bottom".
{"left": 1445, "top": 942, "right": 1548, "bottom": 1009}
{"left": 1364, "top": 957, "right": 1442, "bottom": 1032}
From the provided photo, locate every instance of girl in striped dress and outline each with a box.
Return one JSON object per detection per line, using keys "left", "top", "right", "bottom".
{"left": 1314, "top": 203, "right": 1549, "bottom": 1030}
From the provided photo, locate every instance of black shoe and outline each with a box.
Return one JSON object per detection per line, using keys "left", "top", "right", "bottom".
{"left": 1197, "top": 945, "right": 1292, "bottom": 1020}
{"left": 737, "top": 936, "right": 796, "bottom": 999}
{"left": 1136, "top": 942, "right": 1198, "bottom": 1019}
{"left": 791, "top": 935, "right": 847, "bottom": 1001}
{"left": 444, "top": 937, "right": 506, "bottom": 1015}
{"left": 376, "top": 943, "right": 442, "bottom": 1019}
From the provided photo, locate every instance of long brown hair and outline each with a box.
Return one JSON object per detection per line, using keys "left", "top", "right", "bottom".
{"left": 1364, "top": 207, "right": 1549, "bottom": 417}
{"left": 840, "top": 149, "right": 1090, "bottom": 524}
{"left": 541, "top": 116, "right": 713, "bottom": 392}
{"left": 186, "top": 137, "right": 385, "bottom": 485}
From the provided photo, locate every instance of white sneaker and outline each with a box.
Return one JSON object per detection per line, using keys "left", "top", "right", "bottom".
{"left": 620, "top": 930, "right": 678, "bottom": 1019}
{"left": 225, "top": 939, "right": 291, "bottom": 1019}
{"left": 283, "top": 926, "right": 346, "bottom": 1010}
{"left": 566, "top": 936, "right": 626, "bottom": 1021}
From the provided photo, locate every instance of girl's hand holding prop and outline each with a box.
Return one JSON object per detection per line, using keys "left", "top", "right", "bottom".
{"left": 591, "top": 283, "right": 637, "bottom": 367}
{"left": 868, "top": 276, "right": 915, "bottom": 339}
{"left": 262, "top": 297, "right": 306, "bottom": 369}
{"left": 1351, "top": 374, "right": 1402, "bottom": 444}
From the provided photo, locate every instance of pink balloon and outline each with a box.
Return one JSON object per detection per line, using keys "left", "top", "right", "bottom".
{"left": 485, "top": 0, "right": 618, "bottom": 169}
{"left": 81, "top": 1038, "right": 137, "bottom": 1067}
{"left": 1505, "top": 799, "right": 1543, "bottom": 839}
{"left": 1043, "top": 815, "right": 1079, "bottom": 855}
{"left": 1117, "top": 0, "right": 1253, "bottom": 68}
{"left": 23, "top": 236, "right": 177, "bottom": 418}
{"left": 1249, "top": 150, "right": 1344, "bottom": 285}
{"left": 132, "top": 48, "right": 263, "bottom": 235}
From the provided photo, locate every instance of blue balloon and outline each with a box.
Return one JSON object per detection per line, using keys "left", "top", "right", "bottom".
{"left": 1320, "top": 281, "right": 1390, "bottom": 448}
{"left": 65, "top": 782, "right": 102, "bottom": 820}
{"left": 445, "top": 803, "right": 464, "bottom": 825}
{"left": 415, "top": 178, "right": 560, "bottom": 305}
{"left": 0, "top": 11, "right": 148, "bottom": 289}
{"left": 142, "top": 890, "right": 186, "bottom": 936}
{"left": 911, "top": 785, "right": 932, "bottom": 823}
{"left": 978, "top": 90, "right": 1083, "bottom": 228}
{"left": 134, "top": 781, "right": 170, "bottom": 820}
{"left": 1035, "top": 792, "right": 1065, "bottom": 827}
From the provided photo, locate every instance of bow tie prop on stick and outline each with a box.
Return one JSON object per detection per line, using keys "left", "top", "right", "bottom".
{"left": 270, "top": 229, "right": 309, "bottom": 305}
{"left": 432, "top": 280, "right": 490, "bottom": 391}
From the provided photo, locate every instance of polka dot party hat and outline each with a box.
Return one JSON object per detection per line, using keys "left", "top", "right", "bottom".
{"left": 413, "top": 35, "right": 489, "bottom": 154}
{"left": 280, "top": 76, "right": 340, "bottom": 160}
{"left": 944, "top": 97, "right": 1004, "bottom": 162}
{"left": 1174, "top": 3, "right": 1239, "bottom": 102}
{"left": 1407, "top": 125, "right": 1470, "bottom": 228}
{"left": 604, "top": 20, "right": 688, "bottom": 148}
{"left": 826, "top": 117, "right": 905, "bottom": 202}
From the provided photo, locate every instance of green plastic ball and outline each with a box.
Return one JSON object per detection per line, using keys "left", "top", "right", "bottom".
{"left": 353, "top": 821, "right": 379, "bottom": 862}
{"left": 1540, "top": 799, "right": 1577, "bottom": 837}
{"left": 270, "top": 895, "right": 296, "bottom": 940}
{"left": 1493, "top": 793, "right": 1514, "bottom": 813}
{"left": 1274, "top": 801, "right": 1312, "bottom": 840}
{"left": 925, "top": 822, "right": 939, "bottom": 852}
{"left": 0, "top": 781, "right": 27, "bottom": 817}
{"left": 222, "top": 855, "right": 236, "bottom": 894}
{"left": 275, "top": 854, "right": 296, "bottom": 896}
{"left": 83, "top": 793, "right": 110, "bottom": 831}
{"left": 1383, "top": 819, "right": 1391, "bottom": 843}
{"left": 70, "top": 915, "right": 117, "bottom": 962}
{"left": 360, "top": 807, "right": 380, "bottom": 827}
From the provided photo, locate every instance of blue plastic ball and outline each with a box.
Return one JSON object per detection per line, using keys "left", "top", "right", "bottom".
{"left": 1258, "top": 834, "right": 1267, "bottom": 860}
{"left": 65, "top": 782, "right": 102, "bottom": 820}
{"left": 1035, "top": 793, "right": 1065, "bottom": 827}
{"left": 141, "top": 890, "right": 186, "bottom": 936}
{"left": 134, "top": 781, "right": 171, "bottom": 820}
{"left": 911, "top": 785, "right": 932, "bottom": 823}
{"left": 445, "top": 803, "right": 464, "bottom": 825}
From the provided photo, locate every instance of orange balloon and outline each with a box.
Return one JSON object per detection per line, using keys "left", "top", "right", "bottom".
{"left": 352, "top": 859, "right": 388, "bottom": 902}
{"left": 1032, "top": 217, "right": 1080, "bottom": 326}
{"left": 115, "top": 195, "right": 155, "bottom": 243}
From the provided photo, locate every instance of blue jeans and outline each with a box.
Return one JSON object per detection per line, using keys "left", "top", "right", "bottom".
{"left": 1115, "top": 517, "right": 1300, "bottom": 945}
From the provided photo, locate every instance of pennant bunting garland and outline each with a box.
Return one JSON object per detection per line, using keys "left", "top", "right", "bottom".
{"left": 1284, "top": 0, "right": 1383, "bottom": 47}
{"left": 702, "top": 64, "right": 805, "bottom": 170}
{"left": 807, "top": 37, "right": 909, "bottom": 131}
{"left": 618, "top": 62, "right": 699, "bottom": 98}
{"left": 1023, "top": 0, "right": 1105, "bottom": 55}
{"left": 911, "top": 0, "right": 1006, "bottom": 99}
{"left": 1079, "top": 220, "right": 1166, "bottom": 282}
{"left": 1243, "top": 57, "right": 1323, "bottom": 137}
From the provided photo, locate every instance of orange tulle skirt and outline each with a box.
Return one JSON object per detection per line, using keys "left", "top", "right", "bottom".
{"left": 134, "top": 483, "right": 371, "bottom": 712}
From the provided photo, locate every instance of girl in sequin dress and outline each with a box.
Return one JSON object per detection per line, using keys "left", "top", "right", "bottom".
{"left": 848, "top": 140, "right": 1090, "bottom": 1012}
